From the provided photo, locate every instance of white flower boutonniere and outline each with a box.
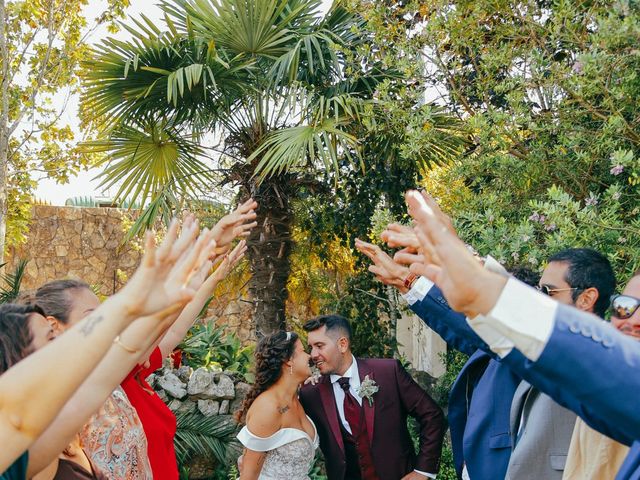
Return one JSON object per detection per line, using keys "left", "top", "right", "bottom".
{"left": 357, "top": 375, "right": 379, "bottom": 406}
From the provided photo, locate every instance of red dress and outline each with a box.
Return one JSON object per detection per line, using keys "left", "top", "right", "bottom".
{"left": 121, "top": 347, "right": 178, "bottom": 480}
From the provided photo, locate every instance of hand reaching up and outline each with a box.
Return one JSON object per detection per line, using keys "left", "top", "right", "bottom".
{"left": 381, "top": 223, "right": 421, "bottom": 252}
{"left": 198, "top": 240, "right": 248, "bottom": 295}
{"left": 155, "top": 240, "right": 248, "bottom": 359}
{"left": 405, "top": 191, "right": 505, "bottom": 318}
{"left": 212, "top": 198, "right": 258, "bottom": 253}
{"left": 354, "top": 239, "right": 411, "bottom": 293}
{"left": 211, "top": 240, "right": 248, "bottom": 284}
{"left": 115, "top": 218, "right": 216, "bottom": 319}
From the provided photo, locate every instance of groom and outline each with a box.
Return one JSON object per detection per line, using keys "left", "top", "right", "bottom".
{"left": 299, "top": 314, "right": 445, "bottom": 480}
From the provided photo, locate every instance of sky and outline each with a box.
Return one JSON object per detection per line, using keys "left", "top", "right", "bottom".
{"left": 34, "top": 0, "right": 333, "bottom": 205}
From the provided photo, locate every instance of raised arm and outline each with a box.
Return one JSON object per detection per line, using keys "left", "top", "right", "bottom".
{"left": 355, "top": 238, "right": 486, "bottom": 356}
{"left": 26, "top": 223, "right": 218, "bottom": 475}
{"left": 159, "top": 240, "right": 247, "bottom": 358}
{"left": 404, "top": 190, "right": 640, "bottom": 443}
{"left": 211, "top": 198, "right": 257, "bottom": 255}
{"left": 0, "top": 219, "right": 207, "bottom": 471}
{"left": 155, "top": 201, "right": 256, "bottom": 358}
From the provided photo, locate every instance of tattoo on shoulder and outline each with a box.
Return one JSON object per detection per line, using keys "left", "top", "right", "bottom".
{"left": 278, "top": 405, "right": 290, "bottom": 414}
{"left": 79, "top": 314, "right": 105, "bottom": 337}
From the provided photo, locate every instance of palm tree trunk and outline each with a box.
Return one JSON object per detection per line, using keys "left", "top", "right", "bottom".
{"left": 244, "top": 176, "right": 294, "bottom": 337}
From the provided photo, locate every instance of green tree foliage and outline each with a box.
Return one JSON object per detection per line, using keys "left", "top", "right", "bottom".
{"left": 360, "top": 0, "right": 640, "bottom": 279}
{"left": 0, "top": 0, "right": 129, "bottom": 259}
{"left": 80, "top": 0, "right": 466, "bottom": 336}
{"left": 349, "top": 0, "right": 640, "bottom": 474}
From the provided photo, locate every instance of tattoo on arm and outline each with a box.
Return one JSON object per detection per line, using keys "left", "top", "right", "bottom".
{"left": 79, "top": 314, "right": 105, "bottom": 337}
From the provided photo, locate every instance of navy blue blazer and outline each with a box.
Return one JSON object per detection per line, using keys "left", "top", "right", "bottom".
{"left": 410, "top": 287, "right": 522, "bottom": 480}
{"left": 499, "top": 304, "right": 640, "bottom": 479}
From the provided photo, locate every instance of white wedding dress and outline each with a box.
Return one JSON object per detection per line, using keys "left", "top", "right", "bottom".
{"left": 237, "top": 416, "right": 319, "bottom": 479}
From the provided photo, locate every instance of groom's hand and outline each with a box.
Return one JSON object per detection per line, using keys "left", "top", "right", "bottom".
{"left": 405, "top": 190, "right": 506, "bottom": 318}
{"left": 303, "top": 375, "right": 320, "bottom": 386}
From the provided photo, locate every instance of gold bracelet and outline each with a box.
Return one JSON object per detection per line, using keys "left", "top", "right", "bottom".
{"left": 113, "top": 335, "right": 140, "bottom": 354}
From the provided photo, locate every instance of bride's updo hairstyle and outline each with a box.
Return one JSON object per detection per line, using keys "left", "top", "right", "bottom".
{"left": 235, "top": 331, "right": 298, "bottom": 423}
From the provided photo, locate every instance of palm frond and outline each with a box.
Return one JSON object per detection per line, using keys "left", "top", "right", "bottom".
{"left": 123, "top": 187, "right": 180, "bottom": 241}
{"left": 410, "top": 105, "right": 469, "bottom": 168}
{"left": 81, "top": 118, "right": 215, "bottom": 208}
{"left": 0, "top": 260, "right": 28, "bottom": 304}
{"left": 268, "top": 4, "right": 365, "bottom": 87}
{"left": 174, "top": 411, "right": 240, "bottom": 464}
{"left": 163, "top": 0, "right": 322, "bottom": 59}
{"left": 250, "top": 117, "right": 361, "bottom": 183}
{"left": 81, "top": 15, "right": 251, "bottom": 132}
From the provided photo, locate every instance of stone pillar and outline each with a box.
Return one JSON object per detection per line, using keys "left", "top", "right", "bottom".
{"left": 397, "top": 312, "right": 446, "bottom": 378}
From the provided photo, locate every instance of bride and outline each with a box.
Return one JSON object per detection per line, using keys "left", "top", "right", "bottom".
{"left": 236, "top": 331, "right": 319, "bottom": 479}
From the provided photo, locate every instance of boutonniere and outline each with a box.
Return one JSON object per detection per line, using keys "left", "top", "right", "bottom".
{"left": 357, "top": 375, "right": 379, "bottom": 406}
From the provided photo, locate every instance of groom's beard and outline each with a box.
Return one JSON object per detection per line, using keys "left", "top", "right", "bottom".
{"left": 313, "top": 359, "right": 334, "bottom": 375}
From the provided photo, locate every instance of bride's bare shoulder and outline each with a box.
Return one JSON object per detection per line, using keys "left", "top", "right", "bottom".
{"left": 245, "top": 392, "right": 282, "bottom": 437}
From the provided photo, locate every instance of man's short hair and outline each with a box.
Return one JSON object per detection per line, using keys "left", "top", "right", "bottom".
{"left": 303, "top": 314, "right": 352, "bottom": 341}
{"left": 548, "top": 248, "right": 616, "bottom": 318}
{"left": 509, "top": 265, "right": 541, "bottom": 287}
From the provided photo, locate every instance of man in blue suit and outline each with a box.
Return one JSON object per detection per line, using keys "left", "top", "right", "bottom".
{"left": 402, "top": 190, "right": 640, "bottom": 480}
{"left": 357, "top": 240, "right": 614, "bottom": 479}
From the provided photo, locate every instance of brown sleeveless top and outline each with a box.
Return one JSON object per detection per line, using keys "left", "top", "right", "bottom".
{"left": 54, "top": 456, "right": 109, "bottom": 480}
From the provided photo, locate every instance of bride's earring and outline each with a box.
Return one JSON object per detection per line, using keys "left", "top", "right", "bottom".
{"left": 289, "top": 364, "right": 293, "bottom": 375}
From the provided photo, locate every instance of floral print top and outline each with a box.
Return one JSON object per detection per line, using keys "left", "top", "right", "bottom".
{"left": 80, "top": 387, "right": 152, "bottom": 480}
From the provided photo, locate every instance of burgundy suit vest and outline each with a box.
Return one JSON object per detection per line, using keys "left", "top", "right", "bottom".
{"left": 339, "top": 419, "right": 379, "bottom": 480}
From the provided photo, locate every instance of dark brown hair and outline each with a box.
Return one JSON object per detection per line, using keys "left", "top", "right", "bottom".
{"left": 303, "top": 314, "right": 352, "bottom": 341}
{"left": 35, "top": 279, "right": 91, "bottom": 323}
{"left": 235, "top": 331, "right": 298, "bottom": 423}
{"left": 0, "top": 303, "right": 46, "bottom": 374}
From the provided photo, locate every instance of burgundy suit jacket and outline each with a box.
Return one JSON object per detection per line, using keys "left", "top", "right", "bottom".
{"left": 299, "top": 358, "right": 445, "bottom": 480}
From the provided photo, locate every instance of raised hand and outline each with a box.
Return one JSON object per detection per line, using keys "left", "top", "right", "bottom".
{"left": 156, "top": 239, "right": 248, "bottom": 360}
{"left": 405, "top": 190, "right": 505, "bottom": 318}
{"left": 210, "top": 240, "right": 247, "bottom": 284}
{"left": 393, "top": 247, "right": 426, "bottom": 267}
{"left": 381, "top": 223, "right": 421, "bottom": 251}
{"left": 354, "top": 239, "right": 411, "bottom": 292}
{"left": 116, "top": 219, "right": 215, "bottom": 318}
{"left": 211, "top": 198, "right": 258, "bottom": 252}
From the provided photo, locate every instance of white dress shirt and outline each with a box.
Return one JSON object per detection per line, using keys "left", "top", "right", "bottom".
{"left": 330, "top": 355, "right": 436, "bottom": 479}
{"left": 402, "top": 276, "right": 436, "bottom": 305}
{"left": 467, "top": 277, "right": 558, "bottom": 360}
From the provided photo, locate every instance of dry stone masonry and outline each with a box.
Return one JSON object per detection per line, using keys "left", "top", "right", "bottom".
{"left": 149, "top": 365, "right": 250, "bottom": 418}
{"left": 7, "top": 204, "right": 256, "bottom": 343}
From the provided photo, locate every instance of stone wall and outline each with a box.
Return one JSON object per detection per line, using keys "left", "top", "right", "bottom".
{"left": 149, "top": 364, "right": 250, "bottom": 479}
{"left": 7, "top": 205, "right": 141, "bottom": 296}
{"left": 148, "top": 364, "right": 250, "bottom": 419}
{"left": 6, "top": 204, "right": 255, "bottom": 343}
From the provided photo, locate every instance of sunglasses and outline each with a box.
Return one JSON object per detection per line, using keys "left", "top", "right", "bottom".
{"left": 610, "top": 294, "right": 640, "bottom": 319}
{"left": 536, "top": 284, "right": 579, "bottom": 297}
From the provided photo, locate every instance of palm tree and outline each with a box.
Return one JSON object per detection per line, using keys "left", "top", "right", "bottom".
{"left": 80, "top": 0, "right": 465, "bottom": 335}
